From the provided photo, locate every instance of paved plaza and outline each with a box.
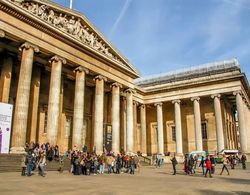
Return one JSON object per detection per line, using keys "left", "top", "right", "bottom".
{"left": 0, "top": 164, "right": 249, "bottom": 195}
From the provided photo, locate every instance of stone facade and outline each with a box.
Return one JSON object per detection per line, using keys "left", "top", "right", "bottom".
{"left": 0, "top": 0, "right": 250, "bottom": 158}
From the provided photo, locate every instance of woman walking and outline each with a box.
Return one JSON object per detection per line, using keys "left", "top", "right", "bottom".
{"left": 38, "top": 151, "right": 46, "bottom": 177}
{"left": 220, "top": 155, "right": 230, "bottom": 175}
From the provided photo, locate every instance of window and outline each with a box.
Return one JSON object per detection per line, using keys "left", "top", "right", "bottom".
{"left": 172, "top": 126, "right": 176, "bottom": 141}
{"left": 201, "top": 122, "right": 207, "bottom": 139}
{"left": 44, "top": 111, "right": 48, "bottom": 133}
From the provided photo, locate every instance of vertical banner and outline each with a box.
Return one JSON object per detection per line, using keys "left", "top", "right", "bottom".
{"left": 0, "top": 103, "right": 13, "bottom": 154}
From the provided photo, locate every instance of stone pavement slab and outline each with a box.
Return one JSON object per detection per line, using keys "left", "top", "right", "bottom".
{"left": 0, "top": 164, "right": 249, "bottom": 195}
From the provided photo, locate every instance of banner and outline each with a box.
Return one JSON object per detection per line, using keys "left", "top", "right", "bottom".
{"left": 0, "top": 103, "right": 13, "bottom": 154}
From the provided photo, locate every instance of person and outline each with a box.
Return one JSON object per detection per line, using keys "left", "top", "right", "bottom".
{"left": 199, "top": 156, "right": 206, "bottom": 175}
{"left": 188, "top": 155, "right": 195, "bottom": 175}
{"left": 204, "top": 155, "right": 212, "bottom": 178}
{"left": 210, "top": 155, "right": 216, "bottom": 174}
{"left": 170, "top": 154, "right": 178, "bottom": 175}
{"left": 25, "top": 150, "right": 35, "bottom": 176}
{"left": 184, "top": 155, "right": 189, "bottom": 175}
{"left": 21, "top": 154, "right": 26, "bottom": 176}
{"left": 106, "top": 155, "right": 114, "bottom": 174}
{"left": 220, "top": 155, "right": 230, "bottom": 175}
{"left": 116, "top": 154, "right": 122, "bottom": 174}
{"left": 129, "top": 156, "right": 136, "bottom": 174}
{"left": 99, "top": 153, "right": 105, "bottom": 174}
{"left": 241, "top": 154, "right": 247, "bottom": 170}
{"left": 38, "top": 151, "right": 46, "bottom": 177}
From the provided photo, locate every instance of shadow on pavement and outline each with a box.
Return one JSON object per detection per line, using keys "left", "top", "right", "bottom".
{"left": 218, "top": 177, "right": 250, "bottom": 185}
{"left": 198, "top": 189, "right": 250, "bottom": 195}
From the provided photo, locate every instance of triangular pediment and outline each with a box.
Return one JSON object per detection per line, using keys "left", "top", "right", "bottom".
{"left": 6, "top": 0, "right": 139, "bottom": 77}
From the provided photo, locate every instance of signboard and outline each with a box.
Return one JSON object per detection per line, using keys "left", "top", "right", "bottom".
{"left": 0, "top": 103, "right": 13, "bottom": 154}
{"left": 104, "top": 125, "right": 112, "bottom": 152}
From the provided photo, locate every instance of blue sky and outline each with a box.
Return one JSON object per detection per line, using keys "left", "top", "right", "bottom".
{"left": 53, "top": 0, "right": 250, "bottom": 78}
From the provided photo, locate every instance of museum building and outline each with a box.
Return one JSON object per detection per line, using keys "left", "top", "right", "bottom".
{"left": 0, "top": 0, "right": 250, "bottom": 157}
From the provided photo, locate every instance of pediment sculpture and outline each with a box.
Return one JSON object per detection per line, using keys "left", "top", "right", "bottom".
{"left": 10, "top": 0, "right": 125, "bottom": 65}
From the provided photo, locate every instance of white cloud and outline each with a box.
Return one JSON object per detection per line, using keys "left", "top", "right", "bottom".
{"left": 109, "top": 0, "right": 132, "bottom": 39}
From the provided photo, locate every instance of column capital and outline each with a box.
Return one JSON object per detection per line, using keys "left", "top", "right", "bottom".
{"left": 73, "top": 66, "right": 89, "bottom": 74}
{"left": 93, "top": 75, "right": 107, "bottom": 82}
{"left": 233, "top": 90, "right": 242, "bottom": 96}
{"left": 133, "top": 100, "right": 139, "bottom": 106}
{"left": 111, "top": 82, "right": 122, "bottom": 89}
{"left": 19, "top": 42, "right": 39, "bottom": 53}
{"left": 211, "top": 94, "right": 221, "bottom": 99}
{"left": 172, "top": 99, "right": 181, "bottom": 104}
{"left": 0, "top": 30, "right": 5, "bottom": 38}
{"left": 139, "top": 104, "right": 145, "bottom": 109}
{"left": 154, "top": 102, "right": 163, "bottom": 107}
{"left": 191, "top": 97, "right": 200, "bottom": 102}
{"left": 49, "top": 55, "right": 66, "bottom": 64}
{"left": 125, "top": 88, "right": 136, "bottom": 94}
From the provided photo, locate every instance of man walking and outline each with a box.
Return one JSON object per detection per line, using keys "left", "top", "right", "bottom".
{"left": 241, "top": 154, "right": 247, "bottom": 170}
{"left": 171, "top": 154, "right": 178, "bottom": 175}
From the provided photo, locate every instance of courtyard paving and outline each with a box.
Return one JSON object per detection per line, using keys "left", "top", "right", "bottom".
{"left": 0, "top": 164, "right": 249, "bottom": 195}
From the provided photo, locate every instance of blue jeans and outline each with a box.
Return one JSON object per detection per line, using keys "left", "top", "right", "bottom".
{"left": 130, "top": 165, "right": 135, "bottom": 174}
{"left": 27, "top": 163, "right": 33, "bottom": 176}
{"left": 99, "top": 164, "right": 104, "bottom": 174}
{"left": 107, "top": 165, "right": 112, "bottom": 173}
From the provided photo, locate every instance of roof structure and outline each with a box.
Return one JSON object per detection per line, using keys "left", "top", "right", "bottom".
{"left": 135, "top": 58, "right": 240, "bottom": 87}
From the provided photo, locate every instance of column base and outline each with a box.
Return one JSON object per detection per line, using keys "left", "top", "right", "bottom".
{"left": 10, "top": 147, "right": 26, "bottom": 154}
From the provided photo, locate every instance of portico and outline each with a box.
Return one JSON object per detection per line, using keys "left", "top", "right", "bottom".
{"left": 0, "top": 0, "right": 249, "bottom": 159}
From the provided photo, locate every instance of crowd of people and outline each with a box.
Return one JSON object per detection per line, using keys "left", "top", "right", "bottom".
{"left": 21, "top": 142, "right": 141, "bottom": 177}
{"left": 178, "top": 153, "right": 248, "bottom": 178}
{"left": 20, "top": 142, "right": 248, "bottom": 178}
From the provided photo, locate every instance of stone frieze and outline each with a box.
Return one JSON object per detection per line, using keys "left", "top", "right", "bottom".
{"left": 9, "top": 0, "right": 125, "bottom": 65}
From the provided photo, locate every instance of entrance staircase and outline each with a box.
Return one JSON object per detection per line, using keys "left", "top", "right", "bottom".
{"left": 0, "top": 154, "right": 71, "bottom": 173}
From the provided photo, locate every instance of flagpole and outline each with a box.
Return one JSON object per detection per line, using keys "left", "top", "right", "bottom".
{"left": 70, "top": 0, "right": 73, "bottom": 9}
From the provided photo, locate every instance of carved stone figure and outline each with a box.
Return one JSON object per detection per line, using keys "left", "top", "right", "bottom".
{"left": 73, "top": 18, "right": 81, "bottom": 35}
{"left": 47, "top": 10, "right": 55, "bottom": 23}
{"left": 37, "top": 4, "right": 47, "bottom": 20}
{"left": 67, "top": 16, "right": 76, "bottom": 34}
{"left": 77, "top": 26, "right": 89, "bottom": 42}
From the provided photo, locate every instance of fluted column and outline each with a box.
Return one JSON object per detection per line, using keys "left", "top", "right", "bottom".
{"left": 155, "top": 102, "right": 164, "bottom": 155}
{"left": 0, "top": 55, "right": 13, "bottom": 103}
{"left": 72, "top": 66, "right": 89, "bottom": 150}
{"left": 46, "top": 56, "right": 66, "bottom": 146}
{"left": 172, "top": 100, "right": 183, "bottom": 155}
{"left": 27, "top": 66, "right": 41, "bottom": 142}
{"left": 191, "top": 97, "right": 203, "bottom": 151}
{"left": 111, "top": 82, "right": 122, "bottom": 154}
{"left": 125, "top": 88, "right": 134, "bottom": 152}
{"left": 133, "top": 101, "right": 138, "bottom": 151}
{"left": 233, "top": 91, "right": 247, "bottom": 153}
{"left": 11, "top": 42, "right": 39, "bottom": 153}
{"left": 93, "top": 75, "right": 107, "bottom": 154}
{"left": 211, "top": 94, "right": 225, "bottom": 152}
{"left": 120, "top": 96, "right": 127, "bottom": 152}
{"left": 140, "top": 104, "right": 147, "bottom": 156}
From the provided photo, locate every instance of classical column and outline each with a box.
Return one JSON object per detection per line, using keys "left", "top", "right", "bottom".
{"left": 27, "top": 66, "right": 41, "bottom": 142}
{"left": 10, "top": 42, "right": 39, "bottom": 153}
{"left": 46, "top": 55, "right": 66, "bottom": 146}
{"left": 120, "top": 96, "right": 127, "bottom": 152}
{"left": 72, "top": 66, "right": 89, "bottom": 150}
{"left": 172, "top": 100, "right": 183, "bottom": 155}
{"left": 93, "top": 75, "right": 107, "bottom": 154}
{"left": 140, "top": 104, "right": 147, "bottom": 156}
{"left": 111, "top": 82, "right": 122, "bottom": 154}
{"left": 191, "top": 97, "right": 203, "bottom": 151}
{"left": 211, "top": 94, "right": 225, "bottom": 152}
{"left": 133, "top": 101, "right": 138, "bottom": 151}
{"left": 155, "top": 102, "right": 164, "bottom": 155}
{"left": 0, "top": 55, "right": 13, "bottom": 103}
{"left": 233, "top": 91, "right": 247, "bottom": 153}
{"left": 125, "top": 88, "right": 134, "bottom": 152}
